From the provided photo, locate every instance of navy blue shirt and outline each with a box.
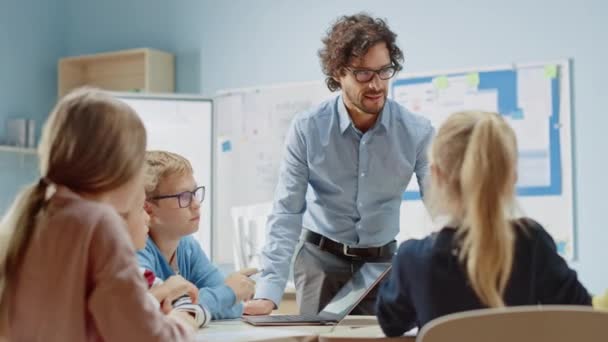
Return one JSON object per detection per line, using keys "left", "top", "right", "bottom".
{"left": 376, "top": 218, "right": 591, "bottom": 337}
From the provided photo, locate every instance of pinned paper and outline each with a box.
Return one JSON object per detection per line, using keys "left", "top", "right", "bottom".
{"left": 544, "top": 65, "right": 557, "bottom": 79}
{"left": 466, "top": 72, "right": 480, "bottom": 87}
{"left": 221, "top": 140, "right": 232, "bottom": 152}
{"left": 433, "top": 76, "right": 449, "bottom": 89}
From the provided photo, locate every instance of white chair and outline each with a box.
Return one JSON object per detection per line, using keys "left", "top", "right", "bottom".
{"left": 230, "top": 203, "right": 272, "bottom": 270}
{"left": 417, "top": 305, "right": 608, "bottom": 342}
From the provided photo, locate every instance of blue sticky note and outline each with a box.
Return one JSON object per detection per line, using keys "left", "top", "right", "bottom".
{"left": 556, "top": 241, "right": 567, "bottom": 255}
{"left": 511, "top": 108, "right": 524, "bottom": 120}
{"left": 221, "top": 140, "right": 232, "bottom": 152}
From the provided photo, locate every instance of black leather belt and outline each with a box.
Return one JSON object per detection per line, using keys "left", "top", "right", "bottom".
{"left": 303, "top": 230, "right": 396, "bottom": 260}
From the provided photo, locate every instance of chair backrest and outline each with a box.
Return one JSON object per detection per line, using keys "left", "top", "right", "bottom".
{"left": 417, "top": 305, "right": 608, "bottom": 342}
{"left": 230, "top": 203, "right": 272, "bottom": 269}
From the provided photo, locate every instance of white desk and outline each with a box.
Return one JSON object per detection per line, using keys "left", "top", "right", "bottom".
{"left": 196, "top": 316, "right": 416, "bottom": 342}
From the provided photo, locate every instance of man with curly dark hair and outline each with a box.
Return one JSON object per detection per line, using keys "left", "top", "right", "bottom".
{"left": 245, "top": 13, "right": 434, "bottom": 316}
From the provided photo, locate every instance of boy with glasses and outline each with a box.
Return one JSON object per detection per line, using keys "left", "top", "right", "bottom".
{"left": 137, "top": 150, "right": 257, "bottom": 320}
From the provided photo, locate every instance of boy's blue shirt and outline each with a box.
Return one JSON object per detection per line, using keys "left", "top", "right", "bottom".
{"left": 137, "top": 236, "right": 243, "bottom": 319}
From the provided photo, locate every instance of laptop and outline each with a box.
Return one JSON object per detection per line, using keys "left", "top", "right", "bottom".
{"left": 242, "top": 262, "right": 392, "bottom": 326}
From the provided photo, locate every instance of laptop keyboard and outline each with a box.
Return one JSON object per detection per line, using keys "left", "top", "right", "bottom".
{"left": 247, "top": 314, "right": 323, "bottom": 323}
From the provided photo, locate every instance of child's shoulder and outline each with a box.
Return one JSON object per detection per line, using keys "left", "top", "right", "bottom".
{"left": 49, "top": 190, "right": 120, "bottom": 235}
{"left": 178, "top": 235, "right": 200, "bottom": 248}
{"left": 511, "top": 217, "right": 551, "bottom": 244}
{"left": 178, "top": 236, "right": 209, "bottom": 258}
{"left": 140, "top": 237, "right": 161, "bottom": 254}
{"left": 397, "top": 232, "right": 441, "bottom": 257}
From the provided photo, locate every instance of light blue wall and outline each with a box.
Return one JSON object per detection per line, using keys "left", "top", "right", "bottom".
{"left": 0, "top": 0, "right": 65, "bottom": 212}
{"left": 63, "top": 0, "right": 202, "bottom": 93}
{"left": 3, "top": 0, "right": 607, "bottom": 292}
{"left": 64, "top": 0, "right": 176, "bottom": 55}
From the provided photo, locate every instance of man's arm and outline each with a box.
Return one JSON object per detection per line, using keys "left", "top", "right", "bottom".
{"left": 415, "top": 124, "right": 435, "bottom": 202}
{"left": 252, "top": 117, "right": 310, "bottom": 309}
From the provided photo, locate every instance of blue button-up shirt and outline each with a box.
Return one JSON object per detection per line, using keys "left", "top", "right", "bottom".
{"left": 256, "top": 95, "right": 434, "bottom": 305}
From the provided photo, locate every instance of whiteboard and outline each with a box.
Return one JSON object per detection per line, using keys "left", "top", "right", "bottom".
{"left": 393, "top": 60, "right": 575, "bottom": 260}
{"left": 213, "top": 82, "right": 334, "bottom": 263}
{"left": 214, "top": 60, "right": 575, "bottom": 266}
{"left": 115, "top": 93, "right": 214, "bottom": 255}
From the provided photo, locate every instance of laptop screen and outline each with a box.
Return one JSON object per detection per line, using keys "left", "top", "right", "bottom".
{"left": 318, "top": 262, "right": 391, "bottom": 321}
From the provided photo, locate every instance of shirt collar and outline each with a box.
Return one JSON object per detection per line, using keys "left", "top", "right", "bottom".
{"left": 378, "top": 100, "right": 390, "bottom": 131}
{"left": 337, "top": 94, "right": 390, "bottom": 135}
{"left": 337, "top": 95, "right": 352, "bottom": 134}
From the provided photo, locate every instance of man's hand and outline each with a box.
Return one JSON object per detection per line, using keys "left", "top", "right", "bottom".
{"left": 243, "top": 299, "right": 275, "bottom": 315}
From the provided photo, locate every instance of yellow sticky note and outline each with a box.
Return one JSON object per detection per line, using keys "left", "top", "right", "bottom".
{"left": 544, "top": 65, "right": 558, "bottom": 79}
{"left": 466, "top": 72, "right": 480, "bottom": 87}
{"left": 434, "top": 76, "right": 449, "bottom": 89}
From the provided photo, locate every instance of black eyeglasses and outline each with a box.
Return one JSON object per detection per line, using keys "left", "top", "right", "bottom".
{"left": 150, "top": 186, "right": 206, "bottom": 208}
{"left": 345, "top": 65, "right": 398, "bottom": 83}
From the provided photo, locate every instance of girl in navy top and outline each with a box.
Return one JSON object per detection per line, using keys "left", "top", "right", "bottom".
{"left": 376, "top": 111, "right": 591, "bottom": 337}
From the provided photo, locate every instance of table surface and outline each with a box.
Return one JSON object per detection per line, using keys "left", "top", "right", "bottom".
{"left": 196, "top": 316, "right": 417, "bottom": 342}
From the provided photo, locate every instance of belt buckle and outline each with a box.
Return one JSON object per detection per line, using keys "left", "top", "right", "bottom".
{"left": 342, "top": 244, "right": 357, "bottom": 257}
{"left": 318, "top": 237, "right": 326, "bottom": 250}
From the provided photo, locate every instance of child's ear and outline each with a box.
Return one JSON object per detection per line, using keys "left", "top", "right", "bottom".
{"left": 144, "top": 201, "right": 162, "bottom": 226}
{"left": 144, "top": 200, "right": 153, "bottom": 214}
{"left": 144, "top": 201, "right": 157, "bottom": 219}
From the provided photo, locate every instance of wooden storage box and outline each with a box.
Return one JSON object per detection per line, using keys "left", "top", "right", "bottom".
{"left": 58, "top": 48, "right": 174, "bottom": 97}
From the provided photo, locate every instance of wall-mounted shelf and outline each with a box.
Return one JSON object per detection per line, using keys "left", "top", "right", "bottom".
{"left": 58, "top": 48, "right": 175, "bottom": 97}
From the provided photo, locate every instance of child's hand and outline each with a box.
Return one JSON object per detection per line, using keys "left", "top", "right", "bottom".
{"left": 150, "top": 275, "right": 199, "bottom": 313}
{"left": 224, "top": 268, "right": 257, "bottom": 303}
{"left": 168, "top": 309, "right": 198, "bottom": 331}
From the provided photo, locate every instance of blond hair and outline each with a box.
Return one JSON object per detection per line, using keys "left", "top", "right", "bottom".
{"left": 144, "top": 151, "right": 193, "bottom": 198}
{"left": 0, "top": 87, "right": 146, "bottom": 320}
{"left": 429, "top": 111, "right": 517, "bottom": 308}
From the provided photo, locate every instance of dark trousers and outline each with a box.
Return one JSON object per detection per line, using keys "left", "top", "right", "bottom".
{"left": 293, "top": 241, "right": 392, "bottom": 315}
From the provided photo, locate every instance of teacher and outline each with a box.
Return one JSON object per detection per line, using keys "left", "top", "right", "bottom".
{"left": 244, "top": 13, "right": 434, "bottom": 316}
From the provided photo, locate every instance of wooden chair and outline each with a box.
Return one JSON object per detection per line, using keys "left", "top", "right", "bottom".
{"left": 417, "top": 305, "right": 608, "bottom": 342}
